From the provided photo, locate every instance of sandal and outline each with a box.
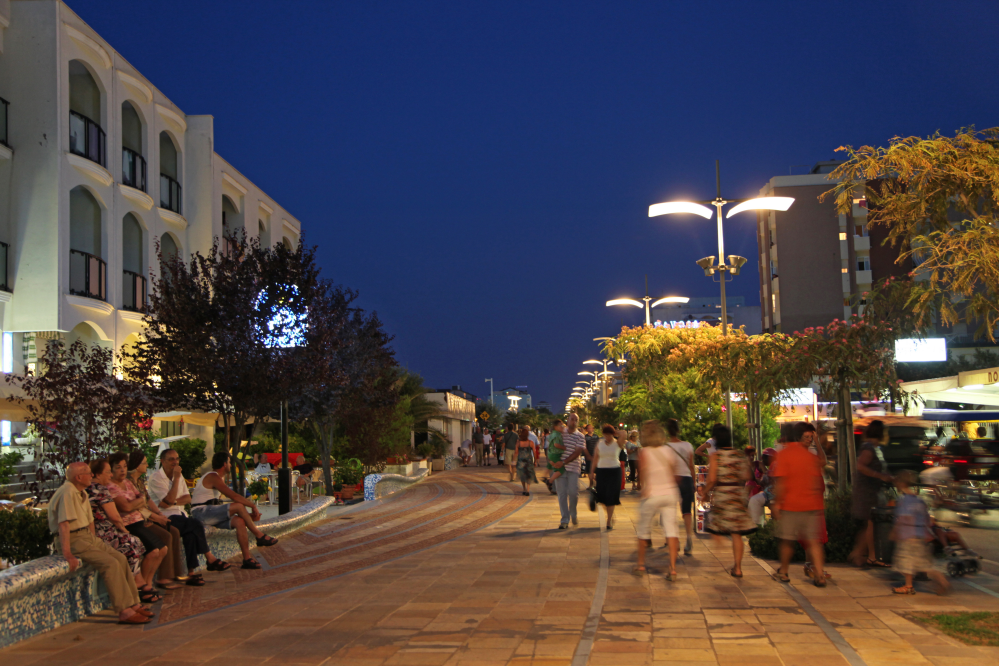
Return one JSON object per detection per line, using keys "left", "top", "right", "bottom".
{"left": 632, "top": 565, "right": 646, "bottom": 576}
{"left": 139, "top": 588, "right": 162, "bottom": 603}
{"left": 775, "top": 572, "right": 790, "bottom": 583}
{"left": 185, "top": 574, "right": 206, "bottom": 587}
{"left": 892, "top": 585, "right": 915, "bottom": 595}
{"left": 813, "top": 577, "right": 827, "bottom": 588}
{"left": 256, "top": 535, "right": 279, "bottom": 547}
{"left": 206, "top": 559, "right": 231, "bottom": 572}
{"left": 867, "top": 559, "right": 891, "bottom": 568}
{"left": 241, "top": 558, "right": 262, "bottom": 570}
{"left": 730, "top": 567, "right": 743, "bottom": 578}
{"left": 665, "top": 571, "right": 677, "bottom": 582}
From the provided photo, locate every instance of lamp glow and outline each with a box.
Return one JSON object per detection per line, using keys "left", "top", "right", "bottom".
{"left": 583, "top": 360, "right": 603, "bottom": 365}
{"left": 578, "top": 371, "right": 595, "bottom": 376}
{"left": 650, "top": 296, "right": 689, "bottom": 308}
{"left": 648, "top": 201, "right": 713, "bottom": 219}
{"left": 726, "top": 197, "right": 794, "bottom": 218}
{"left": 606, "top": 298, "right": 643, "bottom": 308}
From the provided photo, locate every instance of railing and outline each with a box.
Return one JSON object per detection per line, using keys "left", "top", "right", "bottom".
{"left": 122, "top": 270, "right": 146, "bottom": 312}
{"left": 160, "top": 174, "right": 181, "bottom": 214}
{"left": 122, "top": 147, "right": 146, "bottom": 192}
{"left": 0, "top": 97, "right": 9, "bottom": 148}
{"left": 0, "top": 242, "right": 8, "bottom": 292}
{"left": 69, "top": 250, "right": 106, "bottom": 301}
{"left": 69, "top": 111, "right": 106, "bottom": 167}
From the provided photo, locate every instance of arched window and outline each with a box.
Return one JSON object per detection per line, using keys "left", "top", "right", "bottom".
{"left": 69, "top": 186, "right": 105, "bottom": 300}
{"left": 160, "top": 233, "right": 178, "bottom": 264}
{"left": 68, "top": 60, "right": 105, "bottom": 166}
{"left": 122, "top": 214, "right": 144, "bottom": 311}
{"left": 159, "top": 131, "right": 181, "bottom": 213}
{"left": 282, "top": 236, "right": 293, "bottom": 250}
{"left": 121, "top": 102, "right": 145, "bottom": 191}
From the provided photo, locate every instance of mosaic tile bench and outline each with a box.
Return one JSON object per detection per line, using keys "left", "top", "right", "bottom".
{"left": 363, "top": 468, "right": 431, "bottom": 502}
{"left": 0, "top": 495, "right": 334, "bottom": 648}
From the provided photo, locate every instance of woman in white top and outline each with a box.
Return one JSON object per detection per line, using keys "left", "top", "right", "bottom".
{"left": 665, "top": 418, "right": 696, "bottom": 556}
{"left": 590, "top": 424, "right": 625, "bottom": 530}
{"left": 635, "top": 420, "right": 681, "bottom": 580}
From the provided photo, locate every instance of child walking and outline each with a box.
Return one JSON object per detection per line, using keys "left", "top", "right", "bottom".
{"left": 891, "top": 470, "right": 949, "bottom": 596}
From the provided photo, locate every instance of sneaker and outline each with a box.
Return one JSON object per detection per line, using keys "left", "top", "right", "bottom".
{"left": 571, "top": 516, "right": 579, "bottom": 526}
{"left": 558, "top": 524, "right": 568, "bottom": 530}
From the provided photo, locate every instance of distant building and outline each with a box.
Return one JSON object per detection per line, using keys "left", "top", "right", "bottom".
{"left": 651, "top": 296, "right": 761, "bottom": 335}
{"left": 477, "top": 387, "right": 531, "bottom": 413}
{"left": 424, "top": 387, "right": 476, "bottom": 455}
{"left": 535, "top": 401, "right": 552, "bottom": 413}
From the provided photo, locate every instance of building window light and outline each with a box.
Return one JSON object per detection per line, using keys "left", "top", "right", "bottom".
{"left": 1, "top": 421, "right": 9, "bottom": 446}
{"left": 841, "top": 268, "right": 849, "bottom": 274}
{"left": 1, "top": 332, "right": 11, "bottom": 373}
{"left": 839, "top": 232, "right": 847, "bottom": 241}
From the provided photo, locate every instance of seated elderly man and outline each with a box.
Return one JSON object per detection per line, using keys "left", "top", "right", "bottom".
{"left": 48, "top": 462, "right": 151, "bottom": 624}
{"left": 190, "top": 451, "right": 278, "bottom": 569}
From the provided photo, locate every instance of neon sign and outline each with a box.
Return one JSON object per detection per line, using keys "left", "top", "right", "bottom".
{"left": 653, "top": 320, "right": 701, "bottom": 329}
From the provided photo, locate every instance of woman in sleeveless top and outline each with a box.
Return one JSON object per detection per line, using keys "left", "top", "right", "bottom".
{"left": 590, "top": 424, "right": 625, "bottom": 528}
{"left": 850, "top": 419, "right": 894, "bottom": 567}
{"left": 700, "top": 425, "right": 756, "bottom": 577}
{"left": 635, "top": 420, "right": 681, "bottom": 580}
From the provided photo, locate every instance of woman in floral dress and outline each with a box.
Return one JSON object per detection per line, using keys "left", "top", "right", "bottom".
{"left": 88, "top": 459, "right": 160, "bottom": 603}
{"left": 700, "top": 426, "right": 756, "bottom": 577}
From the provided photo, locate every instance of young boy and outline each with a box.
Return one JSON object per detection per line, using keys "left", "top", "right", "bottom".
{"left": 891, "top": 470, "right": 949, "bottom": 596}
{"left": 545, "top": 420, "right": 567, "bottom": 491}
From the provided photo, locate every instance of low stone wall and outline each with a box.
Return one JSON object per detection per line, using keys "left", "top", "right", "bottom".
{"left": 0, "top": 496, "right": 334, "bottom": 648}
{"left": 363, "top": 469, "right": 430, "bottom": 502}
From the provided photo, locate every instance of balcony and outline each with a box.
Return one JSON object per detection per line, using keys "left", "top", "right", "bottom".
{"left": 0, "top": 242, "right": 8, "bottom": 292}
{"left": 122, "top": 147, "right": 146, "bottom": 192}
{"left": 0, "top": 97, "right": 8, "bottom": 148}
{"left": 122, "top": 270, "right": 146, "bottom": 312}
{"left": 69, "top": 250, "right": 106, "bottom": 301}
{"left": 160, "top": 174, "right": 181, "bottom": 214}
{"left": 69, "top": 111, "right": 106, "bottom": 167}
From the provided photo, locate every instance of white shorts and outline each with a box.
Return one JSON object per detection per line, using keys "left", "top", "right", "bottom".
{"left": 637, "top": 492, "right": 679, "bottom": 541}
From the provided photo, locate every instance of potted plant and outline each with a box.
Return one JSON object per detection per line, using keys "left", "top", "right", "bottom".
{"left": 335, "top": 466, "right": 363, "bottom": 500}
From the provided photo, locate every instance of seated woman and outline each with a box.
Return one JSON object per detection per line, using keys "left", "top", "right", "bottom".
{"left": 88, "top": 459, "right": 165, "bottom": 604}
{"left": 109, "top": 452, "right": 182, "bottom": 590}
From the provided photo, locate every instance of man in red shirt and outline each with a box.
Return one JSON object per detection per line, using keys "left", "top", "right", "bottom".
{"left": 772, "top": 421, "right": 826, "bottom": 586}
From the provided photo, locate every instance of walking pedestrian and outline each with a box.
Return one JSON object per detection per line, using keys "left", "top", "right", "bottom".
{"left": 590, "top": 424, "right": 624, "bottom": 529}
{"left": 700, "top": 425, "right": 756, "bottom": 578}
{"left": 583, "top": 424, "right": 599, "bottom": 486}
{"left": 626, "top": 430, "right": 641, "bottom": 491}
{"left": 516, "top": 426, "right": 538, "bottom": 495}
{"left": 483, "top": 429, "right": 493, "bottom": 466}
{"left": 545, "top": 420, "right": 566, "bottom": 492}
{"left": 694, "top": 423, "right": 724, "bottom": 459}
{"left": 748, "top": 448, "right": 777, "bottom": 525}
{"left": 664, "top": 419, "right": 696, "bottom": 556}
{"left": 849, "top": 419, "right": 893, "bottom": 568}
{"left": 504, "top": 425, "right": 519, "bottom": 482}
{"left": 772, "top": 421, "right": 827, "bottom": 586}
{"left": 890, "top": 470, "right": 949, "bottom": 595}
{"left": 635, "top": 420, "right": 681, "bottom": 580}
{"left": 552, "top": 413, "right": 591, "bottom": 529}
{"left": 472, "top": 427, "right": 485, "bottom": 467}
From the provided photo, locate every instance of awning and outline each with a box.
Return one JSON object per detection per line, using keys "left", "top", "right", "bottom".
{"left": 902, "top": 366, "right": 999, "bottom": 410}
{"left": 152, "top": 411, "right": 277, "bottom": 427}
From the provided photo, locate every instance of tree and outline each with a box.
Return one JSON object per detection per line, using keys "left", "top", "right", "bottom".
{"left": 475, "top": 402, "right": 501, "bottom": 430}
{"left": 9, "top": 340, "right": 157, "bottom": 498}
{"left": 824, "top": 127, "right": 999, "bottom": 340}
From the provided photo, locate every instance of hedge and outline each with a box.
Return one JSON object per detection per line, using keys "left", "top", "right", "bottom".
{"left": 0, "top": 509, "right": 53, "bottom": 565}
{"left": 748, "top": 490, "right": 857, "bottom": 563}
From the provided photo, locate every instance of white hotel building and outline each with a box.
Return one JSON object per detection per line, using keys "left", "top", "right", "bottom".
{"left": 0, "top": 1, "right": 301, "bottom": 404}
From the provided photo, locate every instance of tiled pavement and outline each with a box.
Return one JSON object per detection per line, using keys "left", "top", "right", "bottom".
{"left": 4, "top": 465, "right": 999, "bottom": 665}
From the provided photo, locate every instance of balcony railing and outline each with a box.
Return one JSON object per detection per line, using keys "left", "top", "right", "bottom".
{"left": 160, "top": 174, "right": 181, "bottom": 214}
{"left": 0, "top": 241, "right": 9, "bottom": 292}
{"left": 122, "top": 147, "right": 146, "bottom": 192}
{"left": 0, "top": 97, "right": 9, "bottom": 148}
{"left": 122, "top": 269, "right": 146, "bottom": 312}
{"left": 69, "top": 250, "right": 106, "bottom": 301}
{"left": 69, "top": 111, "right": 106, "bottom": 167}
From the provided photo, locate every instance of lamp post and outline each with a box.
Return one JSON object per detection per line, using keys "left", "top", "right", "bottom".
{"left": 606, "top": 275, "right": 689, "bottom": 326}
{"left": 584, "top": 359, "right": 614, "bottom": 404}
{"left": 648, "top": 160, "right": 794, "bottom": 431}
{"left": 485, "top": 378, "right": 494, "bottom": 406}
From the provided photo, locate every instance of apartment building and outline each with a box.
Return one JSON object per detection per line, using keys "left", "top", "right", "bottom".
{"left": 0, "top": 0, "right": 302, "bottom": 380}
{"left": 755, "top": 161, "right": 911, "bottom": 334}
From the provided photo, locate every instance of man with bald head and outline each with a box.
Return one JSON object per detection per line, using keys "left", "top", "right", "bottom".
{"left": 48, "top": 462, "right": 150, "bottom": 623}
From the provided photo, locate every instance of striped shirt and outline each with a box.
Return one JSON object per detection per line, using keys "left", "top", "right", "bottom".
{"left": 560, "top": 430, "right": 587, "bottom": 475}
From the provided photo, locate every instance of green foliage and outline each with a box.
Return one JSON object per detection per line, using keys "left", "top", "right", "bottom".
{"left": 748, "top": 490, "right": 855, "bottom": 563}
{"left": 0, "top": 450, "right": 25, "bottom": 485}
{"left": 416, "top": 442, "right": 432, "bottom": 458}
{"left": 475, "top": 402, "right": 501, "bottom": 429}
{"left": 171, "top": 438, "right": 208, "bottom": 479}
{"left": 132, "top": 428, "right": 162, "bottom": 469}
{"left": 247, "top": 478, "right": 270, "bottom": 497}
{"left": 252, "top": 422, "right": 319, "bottom": 459}
{"left": 913, "top": 612, "right": 999, "bottom": 646}
{"left": 335, "top": 465, "right": 363, "bottom": 486}
{"left": 0, "top": 509, "right": 54, "bottom": 565}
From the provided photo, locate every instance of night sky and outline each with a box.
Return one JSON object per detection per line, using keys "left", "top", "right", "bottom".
{"left": 68, "top": 0, "right": 999, "bottom": 409}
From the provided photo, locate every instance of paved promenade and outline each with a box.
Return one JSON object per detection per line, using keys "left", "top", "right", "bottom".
{"left": 3, "top": 465, "right": 999, "bottom": 666}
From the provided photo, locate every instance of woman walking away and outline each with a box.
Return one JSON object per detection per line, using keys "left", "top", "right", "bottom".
{"left": 516, "top": 426, "right": 538, "bottom": 496}
{"left": 850, "top": 419, "right": 893, "bottom": 568}
{"left": 700, "top": 425, "right": 757, "bottom": 578}
{"left": 665, "top": 419, "right": 696, "bottom": 556}
{"left": 591, "top": 424, "right": 625, "bottom": 529}
{"left": 635, "top": 420, "right": 681, "bottom": 580}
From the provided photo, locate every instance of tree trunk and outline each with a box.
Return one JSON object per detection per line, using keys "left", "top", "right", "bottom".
{"left": 836, "top": 381, "right": 856, "bottom": 489}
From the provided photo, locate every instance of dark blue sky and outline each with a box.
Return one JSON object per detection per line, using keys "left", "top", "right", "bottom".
{"left": 71, "top": 0, "right": 999, "bottom": 409}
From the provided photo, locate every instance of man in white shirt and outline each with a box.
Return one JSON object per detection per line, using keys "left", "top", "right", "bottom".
{"left": 482, "top": 430, "right": 493, "bottom": 466}
{"left": 147, "top": 448, "right": 230, "bottom": 582}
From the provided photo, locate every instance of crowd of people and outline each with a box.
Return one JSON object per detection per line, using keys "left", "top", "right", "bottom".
{"left": 469, "top": 414, "right": 954, "bottom": 595}
{"left": 47, "top": 449, "right": 279, "bottom": 624}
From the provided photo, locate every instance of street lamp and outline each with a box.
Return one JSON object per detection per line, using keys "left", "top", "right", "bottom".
{"left": 606, "top": 275, "right": 689, "bottom": 326}
{"left": 509, "top": 395, "right": 521, "bottom": 412}
{"left": 649, "top": 160, "right": 793, "bottom": 431}
{"left": 485, "top": 378, "right": 494, "bottom": 406}
{"left": 584, "top": 359, "right": 616, "bottom": 404}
